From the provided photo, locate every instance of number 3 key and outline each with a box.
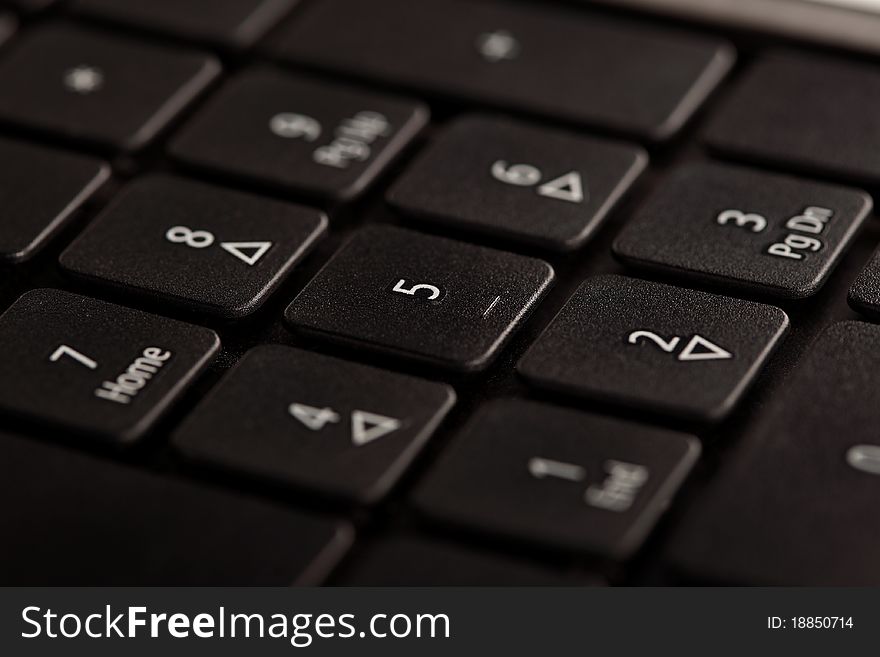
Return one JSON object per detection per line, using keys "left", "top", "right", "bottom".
{"left": 613, "top": 162, "right": 871, "bottom": 298}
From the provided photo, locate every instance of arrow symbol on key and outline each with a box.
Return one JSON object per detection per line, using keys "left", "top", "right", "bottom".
{"left": 351, "top": 410, "right": 401, "bottom": 446}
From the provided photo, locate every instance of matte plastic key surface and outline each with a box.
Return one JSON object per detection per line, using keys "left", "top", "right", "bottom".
{"left": 0, "top": 289, "right": 219, "bottom": 444}
{"left": 706, "top": 51, "right": 880, "bottom": 185}
{"left": 0, "top": 24, "right": 220, "bottom": 151}
{"left": 270, "top": 0, "right": 734, "bottom": 141}
{"left": 59, "top": 175, "right": 327, "bottom": 318}
{"left": 388, "top": 115, "right": 648, "bottom": 251}
{"left": 170, "top": 68, "right": 428, "bottom": 201}
{"left": 0, "top": 137, "right": 109, "bottom": 263}
{"left": 285, "top": 226, "right": 554, "bottom": 371}
{"left": 6, "top": 0, "right": 54, "bottom": 11}
{"left": 668, "top": 322, "right": 880, "bottom": 585}
{"left": 75, "top": 0, "right": 297, "bottom": 49}
{"left": 613, "top": 162, "right": 871, "bottom": 298}
{"left": 414, "top": 399, "right": 700, "bottom": 559}
{"left": 173, "top": 345, "right": 455, "bottom": 504}
{"left": 0, "top": 432, "right": 351, "bottom": 585}
{"left": 518, "top": 275, "right": 789, "bottom": 422}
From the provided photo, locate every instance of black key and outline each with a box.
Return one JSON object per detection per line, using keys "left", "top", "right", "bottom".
{"left": 388, "top": 115, "right": 647, "bottom": 251}
{"left": 7, "top": 0, "right": 54, "bottom": 11}
{"left": 706, "top": 52, "right": 880, "bottom": 185}
{"left": 174, "top": 345, "right": 455, "bottom": 504}
{"left": 414, "top": 399, "right": 699, "bottom": 558}
{"left": 75, "top": 0, "right": 297, "bottom": 49}
{"left": 669, "top": 322, "right": 880, "bottom": 585}
{"left": 0, "top": 137, "right": 109, "bottom": 263}
{"left": 0, "top": 289, "right": 219, "bottom": 444}
{"left": 613, "top": 163, "right": 871, "bottom": 299}
{"left": 285, "top": 226, "right": 554, "bottom": 371}
{"left": 270, "top": 0, "right": 734, "bottom": 141}
{"left": 518, "top": 275, "right": 788, "bottom": 422}
{"left": 848, "top": 247, "right": 880, "bottom": 319}
{"left": 0, "top": 24, "right": 220, "bottom": 151}
{"left": 341, "top": 537, "right": 576, "bottom": 586}
{"left": 0, "top": 432, "right": 351, "bottom": 585}
{"left": 59, "top": 175, "right": 327, "bottom": 318}
{"left": 170, "top": 68, "right": 427, "bottom": 201}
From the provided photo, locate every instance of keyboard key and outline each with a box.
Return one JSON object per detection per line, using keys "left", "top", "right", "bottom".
{"left": 59, "top": 175, "right": 327, "bottom": 318}
{"left": 414, "top": 399, "right": 699, "bottom": 558}
{"left": 0, "top": 137, "right": 109, "bottom": 263}
{"left": 7, "top": 0, "right": 54, "bottom": 11}
{"left": 174, "top": 345, "right": 455, "bottom": 504}
{"left": 669, "top": 322, "right": 880, "bottom": 585}
{"left": 341, "top": 537, "right": 575, "bottom": 586}
{"left": 270, "top": 0, "right": 734, "bottom": 141}
{"left": 613, "top": 163, "right": 871, "bottom": 298}
{"left": 0, "top": 289, "right": 219, "bottom": 444}
{"left": 518, "top": 275, "right": 788, "bottom": 422}
{"left": 75, "top": 0, "right": 297, "bottom": 49}
{"left": 170, "top": 68, "right": 428, "bottom": 201}
{"left": 586, "top": 0, "right": 880, "bottom": 56}
{"left": 285, "top": 226, "right": 554, "bottom": 371}
{"left": 387, "top": 115, "right": 648, "bottom": 251}
{"left": 706, "top": 52, "right": 880, "bottom": 185}
{"left": 0, "top": 24, "right": 220, "bottom": 151}
{"left": 848, "top": 247, "right": 880, "bottom": 319}
{"left": 0, "top": 432, "right": 351, "bottom": 584}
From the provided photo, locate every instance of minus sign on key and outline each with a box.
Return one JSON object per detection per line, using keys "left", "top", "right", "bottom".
{"left": 528, "top": 457, "right": 586, "bottom": 482}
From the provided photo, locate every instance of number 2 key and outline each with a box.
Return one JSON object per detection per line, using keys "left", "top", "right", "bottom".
{"left": 518, "top": 275, "right": 789, "bottom": 422}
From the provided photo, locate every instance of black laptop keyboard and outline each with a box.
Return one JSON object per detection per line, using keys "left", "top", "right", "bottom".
{"left": 1, "top": 0, "right": 879, "bottom": 586}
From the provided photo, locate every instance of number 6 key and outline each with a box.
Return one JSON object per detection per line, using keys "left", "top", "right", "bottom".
{"left": 387, "top": 115, "right": 647, "bottom": 251}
